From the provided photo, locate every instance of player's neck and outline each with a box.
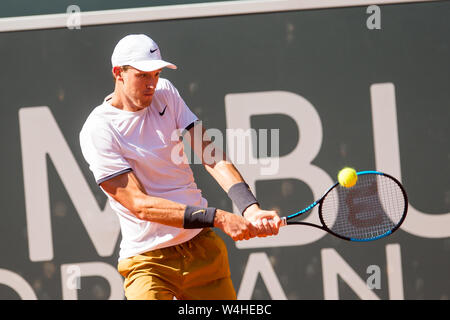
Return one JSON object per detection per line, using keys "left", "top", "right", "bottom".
{"left": 109, "top": 87, "right": 147, "bottom": 112}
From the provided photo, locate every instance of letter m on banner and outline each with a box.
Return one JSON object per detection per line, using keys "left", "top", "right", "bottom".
{"left": 19, "top": 106, "right": 120, "bottom": 261}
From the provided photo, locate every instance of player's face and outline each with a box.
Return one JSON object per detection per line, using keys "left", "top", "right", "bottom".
{"left": 121, "top": 67, "right": 162, "bottom": 109}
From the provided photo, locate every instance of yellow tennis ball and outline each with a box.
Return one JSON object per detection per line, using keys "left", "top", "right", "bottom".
{"left": 338, "top": 167, "right": 358, "bottom": 188}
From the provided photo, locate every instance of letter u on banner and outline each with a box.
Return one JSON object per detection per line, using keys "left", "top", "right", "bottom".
{"left": 370, "top": 83, "right": 450, "bottom": 238}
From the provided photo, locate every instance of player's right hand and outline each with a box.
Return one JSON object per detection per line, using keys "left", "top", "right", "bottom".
{"left": 242, "top": 204, "right": 282, "bottom": 238}
{"left": 214, "top": 209, "right": 258, "bottom": 241}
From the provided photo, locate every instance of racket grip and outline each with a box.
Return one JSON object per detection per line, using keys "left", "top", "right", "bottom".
{"left": 280, "top": 217, "right": 287, "bottom": 227}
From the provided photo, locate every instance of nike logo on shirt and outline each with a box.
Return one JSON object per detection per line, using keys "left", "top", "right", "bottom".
{"left": 159, "top": 105, "right": 167, "bottom": 116}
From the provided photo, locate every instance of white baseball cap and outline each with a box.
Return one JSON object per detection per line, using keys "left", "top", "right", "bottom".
{"left": 111, "top": 34, "right": 177, "bottom": 72}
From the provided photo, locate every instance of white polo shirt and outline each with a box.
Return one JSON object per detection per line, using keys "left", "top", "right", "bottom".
{"left": 79, "top": 78, "right": 206, "bottom": 260}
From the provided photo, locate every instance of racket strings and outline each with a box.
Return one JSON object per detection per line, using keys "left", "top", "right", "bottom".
{"left": 321, "top": 174, "right": 405, "bottom": 240}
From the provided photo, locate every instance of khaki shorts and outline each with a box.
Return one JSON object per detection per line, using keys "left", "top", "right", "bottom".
{"left": 117, "top": 228, "right": 237, "bottom": 300}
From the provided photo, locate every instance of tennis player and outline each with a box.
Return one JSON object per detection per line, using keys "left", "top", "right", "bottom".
{"left": 79, "top": 34, "right": 281, "bottom": 300}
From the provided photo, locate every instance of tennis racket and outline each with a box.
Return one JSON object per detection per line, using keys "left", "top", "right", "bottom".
{"left": 280, "top": 171, "right": 408, "bottom": 242}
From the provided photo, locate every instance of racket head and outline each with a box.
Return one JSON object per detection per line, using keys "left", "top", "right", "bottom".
{"left": 318, "top": 171, "right": 408, "bottom": 241}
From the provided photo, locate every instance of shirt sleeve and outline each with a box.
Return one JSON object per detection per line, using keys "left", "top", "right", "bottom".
{"left": 164, "top": 79, "right": 199, "bottom": 130}
{"left": 79, "top": 120, "right": 132, "bottom": 185}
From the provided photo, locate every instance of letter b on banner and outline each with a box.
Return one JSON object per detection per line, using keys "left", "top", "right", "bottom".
{"left": 225, "top": 91, "right": 333, "bottom": 248}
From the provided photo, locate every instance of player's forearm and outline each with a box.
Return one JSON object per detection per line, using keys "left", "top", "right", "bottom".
{"left": 204, "top": 160, "right": 262, "bottom": 219}
{"left": 204, "top": 159, "right": 246, "bottom": 192}
{"left": 132, "top": 195, "right": 187, "bottom": 228}
{"left": 132, "top": 194, "right": 231, "bottom": 230}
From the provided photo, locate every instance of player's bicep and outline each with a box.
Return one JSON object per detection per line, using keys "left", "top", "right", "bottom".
{"left": 184, "top": 121, "right": 203, "bottom": 157}
{"left": 184, "top": 122, "right": 226, "bottom": 166}
{"left": 99, "top": 170, "right": 147, "bottom": 214}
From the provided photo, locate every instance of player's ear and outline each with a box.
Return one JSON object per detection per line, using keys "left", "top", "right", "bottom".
{"left": 112, "top": 66, "right": 124, "bottom": 82}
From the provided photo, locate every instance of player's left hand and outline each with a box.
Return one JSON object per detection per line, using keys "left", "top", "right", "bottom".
{"left": 243, "top": 204, "right": 282, "bottom": 237}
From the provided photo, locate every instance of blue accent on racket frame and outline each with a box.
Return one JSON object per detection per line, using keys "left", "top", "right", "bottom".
{"left": 357, "top": 170, "right": 383, "bottom": 176}
{"left": 350, "top": 230, "right": 392, "bottom": 242}
{"left": 287, "top": 201, "right": 318, "bottom": 219}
